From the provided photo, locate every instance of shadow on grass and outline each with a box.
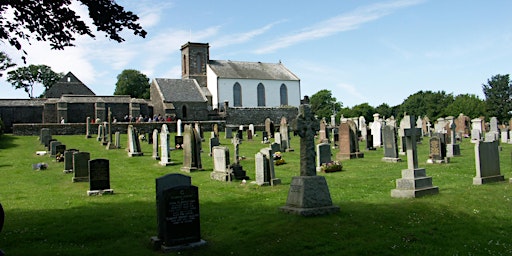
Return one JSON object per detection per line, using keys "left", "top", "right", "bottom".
{"left": 0, "top": 135, "right": 18, "bottom": 150}
{"left": 3, "top": 196, "right": 511, "bottom": 256}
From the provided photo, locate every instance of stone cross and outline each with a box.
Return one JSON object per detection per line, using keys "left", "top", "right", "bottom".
{"left": 296, "top": 103, "right": 319, "bottom": 176}
{"left": 450, "top": 121, "right": 456, "bottom": 144}
{"left": 404, "top": 125, "right": 422, "bottom": 170}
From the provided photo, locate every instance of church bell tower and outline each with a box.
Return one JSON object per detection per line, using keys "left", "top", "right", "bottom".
{"left": 180, "top": 42, "right": 209, "bottom": 88}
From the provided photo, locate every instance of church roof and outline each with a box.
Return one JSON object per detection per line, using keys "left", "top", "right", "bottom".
{"left": 208, "top": 60, "right": 300, "bottom": 81}
{"left": 154, "top": 78, "right": 208, "bottom": 103}
{"left": 45, "top": 72, "right": 95, "bottom": 98}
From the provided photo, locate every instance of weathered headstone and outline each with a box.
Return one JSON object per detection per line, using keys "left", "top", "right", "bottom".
{"left": 280, "top": 117, "right": 293, "bottom": 152}
{"left": 181, "top": 124, "right": 203, "bottom": 172}
{"left": 316, "top": 143, "right": 332, "bottom": 172}
{"left": 106, "top": 108, "right": 117, "bottom": 149}
{"left": 225, "top": 127, "right": 233, "bottom": 139}
{"left": 40, "top": 128, "right": 52, "bottom": 147}
{"left": 55, "top": 144, "right": 66, "bottom": 157}
{"left": 370, "top": 114, "right": 382, "bottom": 148}
{"left": 265, "top": 118, "right": 274, "bottom": 138}
{"left": 97, "top": 124, "right": 103, "bottom": 142}
{"left": 382, "top": 124, "right": 401, "bottom": 162}
{"left": 473, "top": 141, "right": 505, "bottom": 185}
{"left": 85, "top": 117, "right": 92, "bottom": 138}
{"left": 336, "top": 120, "right": 364, "bottom": 160}
{"left": 177, "top": 119, "right": 182, "bottom": 136}
{"left": 160, "top": 125, "right": 173, "bottom": 166}
{"left": 318, "top": 118, "right": 329, "bottom": 144}
{"left": 72, "top": 152, "right": 90, "bottom": 182}
{"left": 280, "top": 99, "right": 339, "bottom": 216}
{"left": 229, "top": 137, "right": 249, "bottom": 180}
{"left": 391, "top": 117, "right": 439, "bottom": 198}
{"left": 114, "top": 131, "right": 121, "bottom": 149}
{"left": 210, "top": 146, "right": 233, "bottom": 181}
{"left": 151, "top": 174, "right": 206, "bottom": 252}
{"left": 87, "top": 159, "right": 114, "bottom": 195}
{"left": 152, "top": 129, "right": 160, "bottom": 160}
{"left": 471, "top": 118, "right": 483, "bottom": 142}
{"left": 428, "top": 135, "right": 447, "bottom": 163}
{"left": 175, "top": 135, "right": 184, "bottom": 150}
{"left": 49, "top": 141, "right": 62, "bottom": 157}
{"left": 247, "top": 129, "right": 253, "bottom": 141}
{"left": 213, "top": 123, "right": 219, "bottom": 138}
{"left": 127, "top": 125, "right": 144, "bottom": 157}
{"left": 446, "top": 121, "right": 461, "bottom": 157}
{"left": 248, "top": 124, "right": 255, "bottom": 139}
{"left": 262, "top": 131, "right": 269, "bottom": 144}
{"left": 63, "top": 149, "right": 79, "bottom": 173}
{"left": 488, "top": 117, "right": 500, "bottom": 141}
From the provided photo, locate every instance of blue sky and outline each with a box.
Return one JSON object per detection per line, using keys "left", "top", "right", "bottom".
{"left": 2, "top": 0, "right": 512, "bottom": 108}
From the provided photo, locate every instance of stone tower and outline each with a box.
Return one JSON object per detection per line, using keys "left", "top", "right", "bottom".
{"left": 180, "top": 42, "right": 209, "bottom": 88}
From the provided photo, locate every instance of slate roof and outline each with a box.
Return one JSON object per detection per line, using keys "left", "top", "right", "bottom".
{"left": 208, "top": 60, "right": 300, "bottom": 81}
{"left": 45, "top": 72, "right": 95, "bottom": 98}
{"left": 154, "top": 78, "right": 208, "bottom": 103}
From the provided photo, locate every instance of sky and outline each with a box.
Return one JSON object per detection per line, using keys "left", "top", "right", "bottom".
{"left": 1, "top": 0, "right": 512, "bottom": 108}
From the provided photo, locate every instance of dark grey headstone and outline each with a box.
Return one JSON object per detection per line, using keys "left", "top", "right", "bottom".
{"left": 473, "top": 141, "right": 505, "bottom": 185}
{"left": 73, "top": 152, "right": 90, "bottom": 182}
{"left": 55, "top": 144, "right": 66, "bottom": 156}
{"left": 63, "top": 149, "right": 79, "bottom": 172}
{"left": 382, "top": 125, "right": 398, "bottom": 158}
{"left": 88, "top": 159, "right": 110, "bottom": 191}
{"left": 175, "top": 136, "right": 184, "bottom": 150}
{"left": 49, "top": 141, "right": 61, "bottom": 156}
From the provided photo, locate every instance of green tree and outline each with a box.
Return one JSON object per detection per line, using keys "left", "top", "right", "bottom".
{"left": 482, "top": 74, "right": 512, "bottom": 121}
{"left": 348, "top": 103, "right": 375, "bottom": 122}
{"left": 445, "top": 94, "right": 487, "bottom": 119}
{"left": 375, "top": 103, "right": 396, "bottom": 120}
{"left": 399, "top": 90, "right": 454, "bottom": 120}
{"left": 1, "top": 1, "right": 146, "bottom": 56}
{"left": 114, "top": 69, "right": 150, "bottom": 99}
{"left": 0, "top": 52, "right": 15, "bottom": 77}
{"left": 7, "top": 64, "right": 63, "bottom": 98}
{"left": 309, "top": 89, "right": 342, "bottom": 119}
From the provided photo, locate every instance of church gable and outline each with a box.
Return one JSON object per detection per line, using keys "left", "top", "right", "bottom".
{"left": 154, "top": 78, "right": 208, "bottom": 103}
{"left": 45, "top": 72, "right": 95, "bottom": 98}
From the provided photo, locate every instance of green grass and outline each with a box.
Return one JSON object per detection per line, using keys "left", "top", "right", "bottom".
{"left": 1, "top": 133, "right": 512, "bottom": 255}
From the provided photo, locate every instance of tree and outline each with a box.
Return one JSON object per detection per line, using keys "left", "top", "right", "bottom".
{"left": 7, "top": 64, "right": 63, "bottom": 98}
{"left": 482, "top": 74, "right": 512, "bottom": 121}
{"left": 399, "top": 90, "right": 454, "bottom": 120}
{"left": 445, "top": 94, "right": 487, "bottom": 119}
{"left": 1, "top": 1, "right": 146, "bottom": 57}
{"left": 114, "top": 69, "right": 150, "bottom": 99}
{"left": 0, "top": 52, "right": 15, "bottom": 77}
{"left": 309, "top": 89, "right": 342, "bottom": 119}
{"left": 375, "top": 103, "right": 396, "bottom": 120}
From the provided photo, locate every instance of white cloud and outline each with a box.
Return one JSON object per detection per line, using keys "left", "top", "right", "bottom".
{"left": 211, "top": 20, "right": 286, "bottom": 49}
{"left": 336, "top": 83, "right": 366, "bottom": 102}
{"left": 254, "top": 0, "right": 425, "bottom": 54}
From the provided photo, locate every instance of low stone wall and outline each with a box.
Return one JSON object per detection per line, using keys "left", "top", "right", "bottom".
{"left": 225, "top": 107, "right": 298, "bottom": 128}
{"left": 13, "top": 121, "right": 226, "bottom": 136}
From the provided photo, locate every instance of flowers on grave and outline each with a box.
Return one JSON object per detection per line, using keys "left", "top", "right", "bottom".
{"left": 320, "top": 160, "right": 343, "bottom": 173}
{"left": 273, "top": 152, "right": 282, "bottom": 160}
{"left": 55, "top": 153, "right": 64, "bottom": 162}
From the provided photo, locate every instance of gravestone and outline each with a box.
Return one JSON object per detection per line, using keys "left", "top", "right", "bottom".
{"left": 500, "top": 129, "right": 509, "bottom": 143}
{"left": 85, "top": 117, "right": 92, "bottom": 138}
{"left": 106, "top": 108, "right": 117, "bottom": 149}
{"left": 247, "top": 129, "right": 253, "bottom": 141}
{"left": 370, "top": 114, "right": 382, "bottom": 148}
{"left": 72, "top": 152, "right": 90, "bottom": 182}
{"left": 181, "top": 124, "right": 203, "bottom": 172}
{"left": 101, "top": 122, "right": 108, "bottom": 145}
{"left": 127, "top": 125, "right": 144, "bottom": 157}
{"left": 280, "top": 99, "right": 339, "bottom": 216}
{"left": 213, "top": 123, "right": 219, "bottom": 138}
{"left": 280, "top": 117, "right": 293, "bottom": 152}
{"left": 40, "top": 128, "right": 52, "bottom": 147}
{"left": 229, "top": 137, "right": 249, "bottom": 180}
{"left": 225, "top": 127, "right": 233, "bottom": 139}
{"left": 265, "top": 118, "right": 274, "bottom": 138}
{"left": 87, "top": 159, "right": 114, "bottom": 195}
{"left": 49, "top": 141, "right": 62, "bottom": 157}
{"left": 471, "top": 118, "right": 483, "bottom": 142}
{"left": 151, "top": 174, "right": 206, "bottom": 252}
{"left": 428, "top": 135, "right": 447, "bottom": 163}
{"left": 336, "top": 120, "right": 364, "bottom": 160}
{"left": 236, "top": 129, "right": 243, "bottom": 141}
{"left": 318, "top": 118, "right": 329, "bottom": 143}
{"left": 274, "top": 132, "right": 282, "bottom": 149}
{"left": 270, "top": 142, "right": 280, "bottom": 154}
{"left": 316, "top": 143, "right": 332, "bottom": 172}
{"left": 473, "top": 141, "right": 505, "bottom": 185}
{"left": 262, "top": 131, "right": 269, "bottom": 144}
{"left": 365, "top": 126, "right": 375, "bottom": 150}
{"left": 255, "top": 147, "right": 281, "bottom": 186}
{"left": 398, "top": 114, "right": 412, "bottom": 155}
{"left": 97, "top": 124, "right": 103, "bottom": 142}
{"left": 391, "top": 118, "right": 439, "bottom": 198}
{"left": 175, "top": 135, "right": 184, "bottom": 150}
{"left": 210, "top": 146, "right": 233, "bottom": 181}
{"left": 382, "top": 124, "right": 401, "bottom": 162}
{"left": 208, "top": 137, "right": 220, "bottom": 157}
{"left": 55, "top": 144, "right": 66, "bottom": 157}
{"left": 446, "top": 121, "right": 461, "bottom": 157}
{"left": 114, "top": 131, "right": 121, "bottom": 149}
{"left": 160, "top": 125, "right": 173, "bottom": 166}
{"left": 488, "top": 117, "right": 500, "bottom": 141}
{"left": 63, "top": 149, "right": 79, "bottom": 173}
{"left": 248, "top": 124, "right": 255, "bottom": 139}
{"left": 177, "top": 119, "right": 182, "bottom": 136}
{"left": 152, "top": 129, "right": 160, "bottom": 160}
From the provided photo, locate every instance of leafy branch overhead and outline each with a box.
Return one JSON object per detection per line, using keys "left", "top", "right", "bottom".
{"left": 0, "top": 0, "right": 147, "bottom": 55}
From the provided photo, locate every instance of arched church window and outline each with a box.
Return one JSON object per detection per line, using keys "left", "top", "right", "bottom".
{"left": 233, "top": 83, "right": 242, "bottom": 107}
{"left": 257, "top": 83, "right": 266, "bottom": 106}
{"left": 280, "top": 84, "right": 288, "bottom": 106}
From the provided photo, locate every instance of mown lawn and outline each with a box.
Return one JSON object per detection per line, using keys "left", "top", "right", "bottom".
{"left": 0, "top": 131, "right": 511, "bottom": 256}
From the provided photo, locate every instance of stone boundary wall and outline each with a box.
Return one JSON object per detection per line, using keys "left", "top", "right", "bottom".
{"left": 225, "top": 107, "right": 298, "bottom": 129}
{"left": 13, "top": 121, "right": 226, "bottom": 136}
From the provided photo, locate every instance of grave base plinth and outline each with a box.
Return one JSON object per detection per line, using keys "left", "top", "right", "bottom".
{"left": 279, "top": 176, "right": 339, "bottom": 216}
{"left": 336, "top": 152, "right": 364, "bottom": 160}
{"left": 87, "top": 189, "right": 114, "bottom": 196}
{"left": 210, "top": 171, "right": 233, "bottom": 182}
{"left": 150, "top": 236, "right": 207, "bottom": 252}
{"left": 391, "top": 168, "right": 439, "bottom": 198}
{"left": 473, "top": 175, "right": 505, "bottom": 185}
{"left": 382, "top": 157, "right": 402, "bottom": 163}
{"left": 128, "top": 152, "right": 144, "bottom": 157}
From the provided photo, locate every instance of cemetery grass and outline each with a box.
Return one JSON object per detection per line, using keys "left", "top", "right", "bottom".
{"left": 0, "top": 134, "right": 512, "bottom": 256}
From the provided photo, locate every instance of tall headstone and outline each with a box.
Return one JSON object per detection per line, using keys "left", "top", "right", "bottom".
{"left": 336, "top": 120, "right": 363, "bottom": 160}
{"left": 446, "top": 121, "right": 461, "bottom": 157}
{"left": 471, "top": 118, "right": 483, "bottom": 142}
{"left": 152, "top": 129, "right": 160, "bottom": 160}
{"left": 359, "top": 116, "right": 367, "bottom": 141}
{"left": 72, "top": 152, "right": 90, "bottom": 182}
{"left": 316, "top": 143, "right": 332, "bottom": 172}
{"left": 106, "top": 108, "right": 117, "bottom": 149}
{"left": 97, "top": 124, "right": 103, "bottom": 142}
{"left": 114, "top": 131, "right": 121, "bottom": 149}
{"left": 225, "top": 127, "right": 233, "bottom": 139}
{"left": 177, "top": 119, "right": 182, "bottom": 136}
{"left": 255, "top": 147, "right": 281, "bottom": 186}
{"left": 210, "top": 146, "right": 233, "bottom": 181}
{"left": 151, "top": 174, "right": 206, "bottom": 251}
{"left": 428, "top": 135, "right": 447, "bottom": 163}
{"left": 229, "top": 137, "right": 249, "bottom": 180}
{"left": 280, "top": 99, "right": 340, "bottom": 216}
{"left": 488, "top": 117, "right": 500, "bottom": 141}
{"left": 318, "top": 118, "right": 329, "bottom": 144}
{"left": 208, "top": 137, "right": 220, "bottom": 157}
{"left": 391, "top": 116, "right": 439, "bottom": 198}
{"left": 40, "top": 128, "right": 52, "bottom": 147}
{"left": 127, "top": 125, "right": 144, "bottom": 157}
{"left": 87, "top": 159, "right": 114, "bottom": 195}
{"left": 160, "top": 124, "right": 173, "bottom": 166}
{"left": 194, "top": 122, "right": 203, "bottom": 142}
{"left": 382, "top": 124, "right": 401, "bottom": 162}
{"left": 63, "top": 149, "right": 79, "bottom": 173}
{"left": 265, "top": 118, "right": 274, "bottom": 138}
{"left": 248, "top": 124, "right": 255, "bottom": 139}
{"left": 370, "top": 114, "right": 382, "bottom": 148}
{"left": 398, "top": 114, "right": 412, "bottom": 155}
{"left": 473, "top": 141, "right": 505, "bottom": 185}
{"left": 181, "top": 124, "right": 203, "bottom": 172}
{"left": 85, "top": 117, "right": 92, "bottom": 138}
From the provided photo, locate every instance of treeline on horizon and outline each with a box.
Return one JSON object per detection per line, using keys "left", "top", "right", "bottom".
{"left": 310, "top": 74, "right": 512, "bottom": 124}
